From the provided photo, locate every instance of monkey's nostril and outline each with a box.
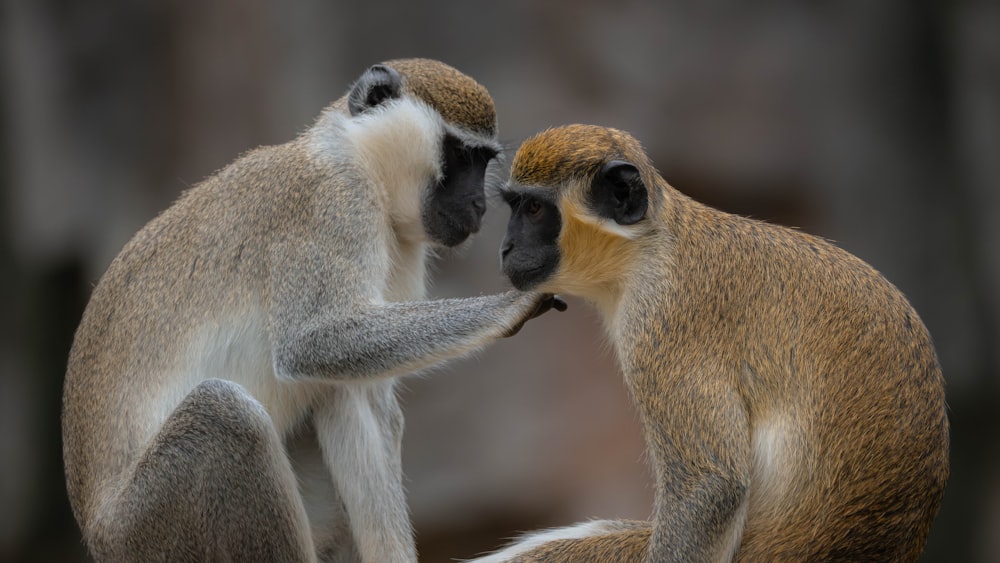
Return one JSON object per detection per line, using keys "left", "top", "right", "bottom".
{"left": 500, "top": 242, "right": 513, "bottom": 258}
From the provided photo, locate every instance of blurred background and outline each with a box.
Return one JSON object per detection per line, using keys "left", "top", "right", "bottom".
{"left": 2, "top": 0, "right": 997, "bottom": 561}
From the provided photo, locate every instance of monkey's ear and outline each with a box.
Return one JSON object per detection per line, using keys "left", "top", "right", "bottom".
{"left": 348, "top": 64, "right": 403, "bottom": 116}
{"left": 590, "top": 160, "right": 648, "bottom": 225}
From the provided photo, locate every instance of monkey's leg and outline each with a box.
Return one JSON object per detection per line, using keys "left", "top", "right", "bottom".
{"left": 314, "top": 381, "right": 416, "bottom": 563}
{"left": 471, "top": 520, "right": 652, "bottom": 563}
{"left": 91, "top": 379, "right": 316, "bottom": 563}
{"left": 286, "top": 420, "right": 361, "bottom": 563}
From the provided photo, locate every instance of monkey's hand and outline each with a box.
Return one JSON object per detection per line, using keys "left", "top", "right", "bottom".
{"left": 503, "top": 293, "right": 568, "bottom": 337}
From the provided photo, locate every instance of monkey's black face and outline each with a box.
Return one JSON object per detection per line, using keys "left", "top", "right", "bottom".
{"left": 500, "top": 188, "right": 562, "bottom": 290}
{"left": 423, "top": 135, "right": 497, "bottom": 247}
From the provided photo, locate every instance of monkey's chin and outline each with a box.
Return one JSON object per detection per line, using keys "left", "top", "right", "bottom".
{"left": 430, "top": 229, "right": 474, "bottom": 248}
{"left": 424, "top": 213, "right": 481, "bottom": 248}
{"left": 503, "top": 266, "right": 548, "bottom": 292}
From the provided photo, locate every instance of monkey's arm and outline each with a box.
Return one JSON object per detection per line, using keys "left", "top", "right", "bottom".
{"left": 266, "top": 236, "right": 552, "bottom": 382}
{"left": 272, "top": 291, "right": 549, "bottom": 381}
{"left": 629, "top": 355, "right": 752, "bottom": 562}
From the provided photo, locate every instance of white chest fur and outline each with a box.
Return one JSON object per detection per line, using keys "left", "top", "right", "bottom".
{"left": 383, "top": 236, "right": 428, "bottom": 302}
{"left": 141, "top": 311, "right": 319, "bottom": 445}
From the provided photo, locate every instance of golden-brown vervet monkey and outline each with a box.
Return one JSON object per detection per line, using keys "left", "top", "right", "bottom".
{"left": 475, "top": 124, "right": 948, "bottom": 562}
{"left": 62, "top": 59, "right": 562, "bottom": 563}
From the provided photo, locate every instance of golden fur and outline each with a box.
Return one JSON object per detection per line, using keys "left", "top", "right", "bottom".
{"left": 479, "top": 124, "right": 949, "bottom": 562}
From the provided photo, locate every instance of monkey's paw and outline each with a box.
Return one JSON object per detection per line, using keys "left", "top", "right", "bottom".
{"left": 503, "top": 293, "right": 567, "bottom": 337}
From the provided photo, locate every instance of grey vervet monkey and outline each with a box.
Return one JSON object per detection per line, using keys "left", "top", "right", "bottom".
{"left": 63, "top": 59, "right": 563, "bottom": 563}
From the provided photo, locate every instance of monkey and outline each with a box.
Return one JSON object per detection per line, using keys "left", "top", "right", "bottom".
{"left": 62, "top": 58, "right": 565, "bottom": 563}
{"left": 472, "top": 124, "right": 949, "bottom": 562}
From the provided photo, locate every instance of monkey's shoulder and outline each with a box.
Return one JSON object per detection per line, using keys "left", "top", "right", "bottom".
{"left": 695, "top": 212, "right": 894, "bottom": 289}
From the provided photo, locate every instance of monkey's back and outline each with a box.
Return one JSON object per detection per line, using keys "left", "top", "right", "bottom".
{"left": 61, "top": 139, "right": 363, "bottom": 530}
{"left": 624, "top": 199, "right": 949, "bottom": 561}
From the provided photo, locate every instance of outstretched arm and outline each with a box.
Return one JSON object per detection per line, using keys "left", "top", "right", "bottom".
{"left": 266, "top": 235, "right": 563, "bottom": 382}
{"left": 273, "top": 290, "right": 559, "bottom": 381}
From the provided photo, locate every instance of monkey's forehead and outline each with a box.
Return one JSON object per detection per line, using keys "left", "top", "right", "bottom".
{"left": 384, "top": 59, "right": 497, "bottom": 138}
{"left": 511, "top": 125, "right": 643, "bottom": 188}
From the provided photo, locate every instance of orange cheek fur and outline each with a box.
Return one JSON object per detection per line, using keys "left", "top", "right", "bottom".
{"left": 548, "top": 200, "right": 636, "bottom": 305}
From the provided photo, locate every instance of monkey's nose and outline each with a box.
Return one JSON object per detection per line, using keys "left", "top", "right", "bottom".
{"left": 500, "top": 241, "right": 513, "bottom": 258}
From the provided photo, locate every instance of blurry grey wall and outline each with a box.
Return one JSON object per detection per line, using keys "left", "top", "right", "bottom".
{"left": 2, "top": 0, "right": 997, "bottom": 561}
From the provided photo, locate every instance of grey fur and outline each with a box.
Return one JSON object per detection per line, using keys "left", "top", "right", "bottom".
{"left": 62, "top": 59, "right": 550, "bottom": 563}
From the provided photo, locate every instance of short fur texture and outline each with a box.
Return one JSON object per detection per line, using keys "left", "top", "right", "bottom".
{"left": 63, "top": 59, "right": 550, "bottom": 563}
{"left": 480, "top": 124, "right": 949, "bottom": 562}
{"left": 387, "top": 58, "right": 496, "bottom": 137}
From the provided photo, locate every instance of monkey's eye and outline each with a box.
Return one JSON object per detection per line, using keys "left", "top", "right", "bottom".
{"left": 525, "top": 199, "right": 544, "bottom": 220}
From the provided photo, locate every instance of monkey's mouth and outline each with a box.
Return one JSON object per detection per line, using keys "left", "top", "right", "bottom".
{"left": 427, "top": 209, "right": 482, "bottom": 247}
{"left": 501, "top": 262, "right": 547, "bottom": 291}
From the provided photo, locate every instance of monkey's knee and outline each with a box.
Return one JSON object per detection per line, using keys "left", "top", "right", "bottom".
{"left": 95, "top": 379, "right": 314, "bottom": 562}
{"left": 143, "top": 379, "right": 295, "bottom": 489}
{"left": 168, "top": 378, "right": 274, "bottom": 436}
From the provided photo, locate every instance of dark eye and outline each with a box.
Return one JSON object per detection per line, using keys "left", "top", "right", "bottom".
{"left": 525, "top": 199, "right": 543, "bottom": 220}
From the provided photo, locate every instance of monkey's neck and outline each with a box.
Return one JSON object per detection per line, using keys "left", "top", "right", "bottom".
{"left": 586, "top": 287, "right": 626, "bottom": 330}
{"left": 383, "top": 233, "right": 428, "bottom": 301}
{"left": 603, "top": 227, "right": 676, "bottom": 338}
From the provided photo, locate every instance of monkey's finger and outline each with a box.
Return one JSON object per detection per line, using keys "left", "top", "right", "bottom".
{"left": 502, "top": 294, "right": 558, "bottom": 338}
{"left": 534, "top": 294, "right": 568, "bottom": 316}
{"left": 530, "top": 293, "right": 559, "bottom": 319}
{"left": 528, "top": 301, "right": 552, "bottom": 320}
